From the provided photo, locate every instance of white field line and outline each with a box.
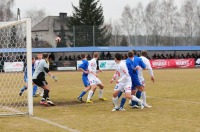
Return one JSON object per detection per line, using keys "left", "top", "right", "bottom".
{"left": 0, "top": 106, "right": 80, "bottom": 132}
{"left": 147, "top": 96, "right": 200, "bottom": 105}
{"left": 31, "top": 116, "right": 80, "bottom": 132}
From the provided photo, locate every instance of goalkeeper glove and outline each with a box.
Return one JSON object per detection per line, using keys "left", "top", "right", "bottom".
{"left": 51, "top": 75, "right": 58, "bottom": 82}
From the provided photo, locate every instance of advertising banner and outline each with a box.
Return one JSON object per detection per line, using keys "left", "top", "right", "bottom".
{"left": 99, "top": 60, "right": 117, "bottom": 70}
{"left": 4, "top": 62, "right": 24, "bottom": 72}
{"left": 150, "top": 59, "right": 195, "bottom": 69}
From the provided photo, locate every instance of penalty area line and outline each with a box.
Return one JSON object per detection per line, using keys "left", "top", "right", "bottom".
{"left": 148, "top": 96, "right": 200, "bottom": 105}
{"left": 31, "top": 116, "right": 80, "bottom": 132}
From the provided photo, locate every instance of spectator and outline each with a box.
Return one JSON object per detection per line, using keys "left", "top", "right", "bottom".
{"left": 87, "top": 54, "right": 91, "bottom": 60}
{"left": 186, "top": 53, "right": 191, "bottom": 58}
{"left": 64, "top": 56, "right": 68, "bottom": 60}
{"left": 106, "top": 52, "right": 112, "bottom": 60}
{"left": 49, "top": 53, "right": 55, "bottom": 61}
{"left": 77, "top": 55, "right": 81, "bottom": 60}
{"left": 100, "top": 52, "right": 105, "bottom": 60}
{"left": 123, "top": 54, "right": 128, "bottom": 59}
{"left": 69, "top": 55, "right": 73, "bottom": 60}
{"left": 58, "top": 56, "right": 63, "bottom": 61}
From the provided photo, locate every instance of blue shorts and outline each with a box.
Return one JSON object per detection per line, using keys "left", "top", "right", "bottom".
{"left": 82, "top": 75, "right": 90, "bottom": 87}
{"left": 24, "top": 77, "right": 28, "bottom": 83}
{"left": 131, "top": 76, "right": 142, "bottom": 90}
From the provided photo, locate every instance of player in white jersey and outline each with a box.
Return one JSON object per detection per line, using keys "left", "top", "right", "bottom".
{"left": 110, "top": 53, "right": 144, "bottom": 111}
{"left": 86, "top": 52, "right": 106, "bottom": 103}
{"left": 34, "top": 53, "right": 44, "bottom": 96}
{"left": 137, "top": 50, "right": 154, "bottom": 108}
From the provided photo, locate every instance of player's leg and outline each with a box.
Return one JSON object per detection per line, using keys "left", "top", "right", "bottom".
{"left": 86, "top": 84, "right": 96, "bottom": 103}
{"left": 33, "top": 85, "right": 38, "bottom": 97}
{"left": 97, "top": 78, "right": 107, "bottom": 101}
{"left": 141, "top": 84, "right": 152, "bottom": 108}
{"left": 78, "top": 76, "right": 90, "bottom": 102}
{"left": 112, "top": 84, "right": 121, "bottom": 111}
{"left": 19, "top": 78, "right": 28, "bottom": 96}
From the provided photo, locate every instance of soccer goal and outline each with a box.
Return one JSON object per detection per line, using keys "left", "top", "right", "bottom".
{"left": 0, "top": 19, "right": 33, "bottom": 116}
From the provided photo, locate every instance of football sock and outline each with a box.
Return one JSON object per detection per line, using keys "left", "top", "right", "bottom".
{"left": 117, "top": 91, "right": 123, "bottom": 99}
{"left": 20, "top": 86, "right": 27, "bottom": 93}
{"left": 120, "top": 97, "right": 126, "bottom": 108}
{"left": 132, "top": 95, "right": 142, "bottom": 104}
{"left": 112, "top": 97, "right": 118, "bottom": 108}
{"left": 87, "top": 90, "right": 94, "bottom": 100}
{"left": 33, "top": 85, "right": 38, "bottom": 96}
{"left": 135, "top": 91, "right": 142, "bottom": 105}
{"left": 78, "top": 91, "right": 87, "bottom": 98}
{"left": 141, "top": 91, "right": 146, "bottom": 104}
{"left": 99, "top": 89, "right": 103, "bottom": 98}
{"left": 42, "top": 89, "right": 49, "bottom": 100}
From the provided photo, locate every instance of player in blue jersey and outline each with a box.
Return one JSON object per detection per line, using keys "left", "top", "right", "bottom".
{"left": 19, "top": 57, "right": 38, "bottom": 96}
{"left": 118, "top": 50, "right": 146, "bottom": 109}
{"left": 131, "top": 50, "right": 146, "bottom": 108}
{"left": 77, "top": 53, "right": 90, "bottom": 102}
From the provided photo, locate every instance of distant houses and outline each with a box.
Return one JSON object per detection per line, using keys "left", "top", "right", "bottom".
{"left": 31, "top": 13, "right": 71, "bottom": 48}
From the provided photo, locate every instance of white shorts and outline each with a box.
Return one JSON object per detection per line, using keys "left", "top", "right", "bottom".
{"left": 88, "top": 75, "right": 102, "bottom": 85}
{"left": 114, "top": 81, "right": 132, "bottom": 93}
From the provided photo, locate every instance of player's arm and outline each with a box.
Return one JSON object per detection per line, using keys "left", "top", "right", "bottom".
{"left": 145, "top": 59, "right": 154, "bottom": 83}
{"left": 78, "top": 63, "right": 88, "bottom": 74}
{"left": 110, "top": 70, "right": 118, "bottom": 83}
{"left": 43, "top": 64, "right": 58, "bottom": 82}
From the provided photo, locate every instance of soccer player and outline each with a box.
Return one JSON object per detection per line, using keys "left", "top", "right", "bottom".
{"left": 86, "top": 52, "right": 106, "bottom": 103}
{"left": 131, "top": 50, "right": 147, "bottom": 108}
{"left": 34, "top": 53, "right": 43, "bottom": 96}
{"left": 118, "top": 51, "right": 146, "bottom": 108}
{"left": 19, "top": 57, "right": 37, "bottom": 96}
{"left": 77, "top": 53, "right": 90, "bottom": 102}
{"left": 137, "top": 50, "right": 154, "bottom": 107}
{"left": 32, "top": 53, "right": 58, "bottom": 106}
{"left": 111, "top": 53, "right": 143, "bottom": 111}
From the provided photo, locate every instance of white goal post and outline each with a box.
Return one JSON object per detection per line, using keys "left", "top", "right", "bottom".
{"left": 0, "top": 19, "right": 33, "bottom": 116}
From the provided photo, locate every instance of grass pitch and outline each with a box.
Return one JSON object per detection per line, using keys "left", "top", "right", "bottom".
{"left": 0, "top": 69, "right": 200, "bottom": 132}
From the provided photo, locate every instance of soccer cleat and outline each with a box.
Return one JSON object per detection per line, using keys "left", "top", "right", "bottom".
{"left": 111, "top": 107, "right": 119, "bottom": 112}
{"left": 138, "top": 101, "right": 144, "bottom": 109}
{"left": 47, "top": 100, "right": 55, "bottom": 106}
{"left": 132, "top": 105, "right": 140, "bottom": 109}
{"left": 33, "top": 94, "right": 38, "bottom": 97}
{"left": 119, "top": 107, "right": 126, "bottom": 111}
{"left": 86, "top": 99, "right": 93, "bottom": 103}
{"left": 40, "top": 101, "right": 49, "bottom": 106}
{"left": 19, "top": 92, "right": 22, "bottom": 96}
{"left": 143, "top": 103, "right": 152, "bottom": 108}
{"left": 77, "top": 97, "right": 84, "bottom": 102}
{"left": 99, "top": 98, "right": 107, "bottom": 101}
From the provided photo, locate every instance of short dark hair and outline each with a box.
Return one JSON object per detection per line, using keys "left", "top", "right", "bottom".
{"left": 132, "top": 50, "right": 137, "bottom": 55}
{"left": 128, "top": 51, "right": 134, "bottom": 58}
{"left": 81, "top": 53, "right": 86, "bottom": 59}
{"left": 141, "top": 50, "right": 148, "bottom": 57}
{"left": 115, "top": 53, "right": 122, "bottom": 61}
{"left": 43, "top": 53, "right": 49, "bottom": 59}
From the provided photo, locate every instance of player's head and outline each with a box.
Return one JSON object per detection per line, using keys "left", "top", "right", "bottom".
{"left": 141, "top": 50, "right": 148, "bottom": 57}
{"left": 132, "top": 50, "right": 137, "bottom": 55}
{"left": 32, "top": 57, "right": 35, "bottom": 64}
{"left": 37, "top": 53, "right": 43, "bottom": 60}
{"left": 43, "top": 53, "right": 49, "bottom": 59}
{"left": 114, "top": 53, "right": 122, "bottom": 63}
{"left": 93, "top": 52, "right": 99, "bottom": 59}
{"left": 128, "top": 51, "right": 134, "bottom": 58}
{"left": 81, "top": 53, "right": 86, "bottom": 59}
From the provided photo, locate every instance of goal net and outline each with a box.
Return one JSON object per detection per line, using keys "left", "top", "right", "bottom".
{"left": 0, "top": 19, "right": 33, "bottom": 116}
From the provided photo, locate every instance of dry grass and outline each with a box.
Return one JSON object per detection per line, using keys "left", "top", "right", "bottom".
{"left": 0, "top": 69, "right": 200, "bottom": 132}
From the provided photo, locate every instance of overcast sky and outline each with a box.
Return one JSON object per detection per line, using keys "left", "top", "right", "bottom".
{"left": 14, "top": 0, "right": 184, "bottom": 22}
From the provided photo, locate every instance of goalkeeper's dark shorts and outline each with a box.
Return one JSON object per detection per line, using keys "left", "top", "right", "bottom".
{"left": 33, "top": 79, "right": 48, "bottom": 87}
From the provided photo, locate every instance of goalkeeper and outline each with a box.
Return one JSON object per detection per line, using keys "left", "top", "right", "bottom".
{"left": 19, "top": 57, "right": 38, "bottom": 96}
{"left": 32, "top": 53, "right": 58, "bottom": 106}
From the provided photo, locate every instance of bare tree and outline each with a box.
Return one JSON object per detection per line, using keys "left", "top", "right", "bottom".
{"left": 0, "top": 0, "right": 15, "bottom": 22}
{"left": 120, "top": 5, "right": 133, "bottom": 45}
{"left": 112, "top": 20, "right": 122, "bottom": 46}
{"left": 24, "top": 8, "right": 47, "bottom": 27}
